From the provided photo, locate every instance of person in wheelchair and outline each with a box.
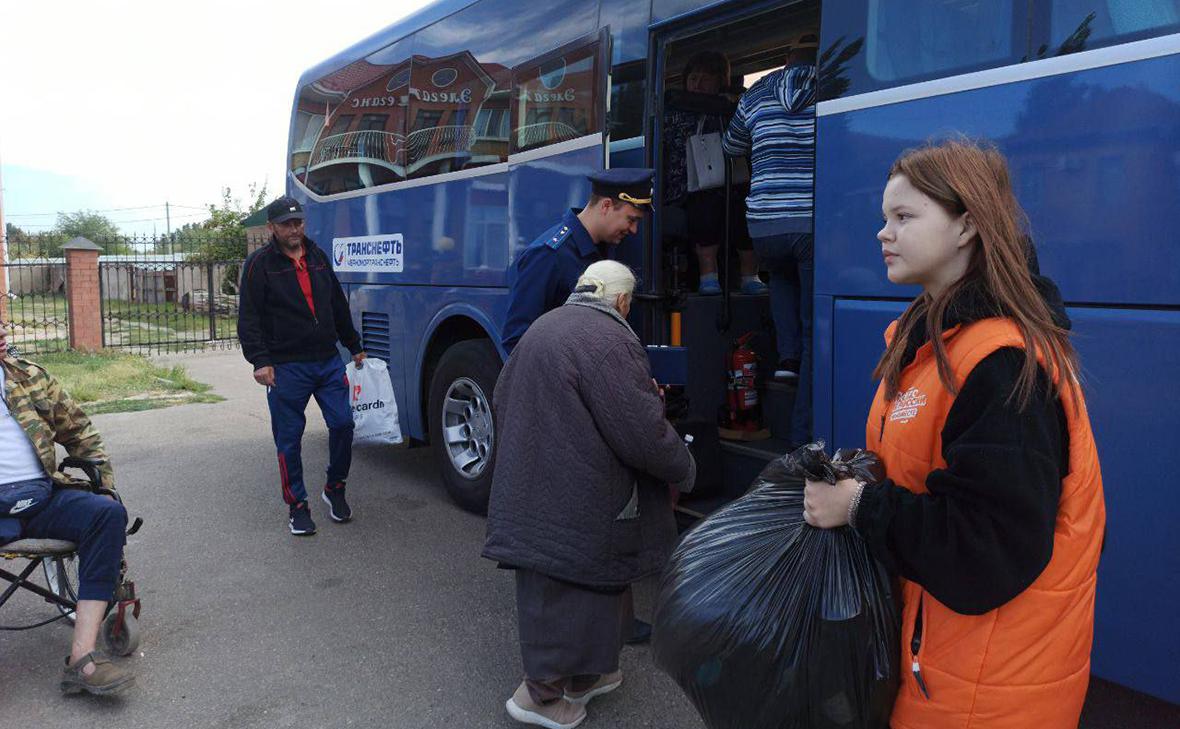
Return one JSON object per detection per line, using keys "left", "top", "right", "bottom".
{"left": 0, "top": 325, "right": 134, "bottom": 695}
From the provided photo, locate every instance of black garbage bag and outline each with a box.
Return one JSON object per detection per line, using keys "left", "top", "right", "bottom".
{"left": 653, "top": 442, "right": 900, "bottom": 729}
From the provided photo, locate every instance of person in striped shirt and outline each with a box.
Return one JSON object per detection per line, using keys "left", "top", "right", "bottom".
{"left": 722, "top": 32, "right": 818, "bottom": 448}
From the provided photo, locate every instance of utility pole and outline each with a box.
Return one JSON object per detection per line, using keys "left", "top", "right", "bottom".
{"left": 165, "top": 201, "right": 172, "bottom": 237}
{"left": 0, "top": 154, "right": 9, "bottom": 324}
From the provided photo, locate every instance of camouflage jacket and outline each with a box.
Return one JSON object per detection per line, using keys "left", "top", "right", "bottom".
{"left": 0, "top": 354, "right": 114, "bottom": 490}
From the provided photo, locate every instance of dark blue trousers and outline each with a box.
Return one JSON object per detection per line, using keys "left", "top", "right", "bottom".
{"left": 752, "top": 232, "right": 814, "bottom": 446}
{"left": 18, "top": 479, "right": 128, "bottom": 602}
{"left": 267, "top": 357, "right": 354, "bottom": 506}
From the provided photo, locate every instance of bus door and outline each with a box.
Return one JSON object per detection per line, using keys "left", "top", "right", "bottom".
{"left": 507, "top": 29, "right": 611, "bottom": 262}
{"left": 647, "top": 0, "right": 822, "bottom": 517}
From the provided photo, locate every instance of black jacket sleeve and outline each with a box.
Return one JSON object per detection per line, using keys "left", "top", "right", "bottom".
{"left": 328, "top": 265, "right": 362, "bottom": 355}
{"left": 854, "top": 347, "right": 1068, "bottom": 615}
{"left": 236, "top": 251, "right": 271, "bottom": 368}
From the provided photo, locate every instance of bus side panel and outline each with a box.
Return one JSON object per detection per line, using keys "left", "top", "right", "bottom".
{"left": 508, "top": 143, "right": 601, "bottom": 264}
{"left": 1073, "top": 307, "right": 1180, "bottom": 703}
{"left": 815, "top": 53, "right": 1180, "bottom": 306}
{"left": 822, "top": 296, "right": 1180, "bottom": 701}
{"left": 816, "top": 54, "right": 1180, "bottom": 702}
{"left": 346, "top": 284, "right": 508, "bottom": 441}
{"left": 348, "top": 282, "right": 410, "bottom": 430}
{"left": 295, "top": 172, "right": 510, "bottom": 290}
{"left": 830, "top": 299, "right": 906, "bottom": 446}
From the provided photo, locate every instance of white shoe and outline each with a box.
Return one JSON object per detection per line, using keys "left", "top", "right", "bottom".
{"left": 506, "top": 682, "right": 586, "bottom": 729}
{"left": 564, "top": 670, "right": 623, "bottom": 705}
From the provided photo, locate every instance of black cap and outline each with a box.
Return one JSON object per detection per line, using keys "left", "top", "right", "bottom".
{"left": 267, "top": 196, "right": 305, "bottom": 223}
{"left": 588, "top": 168, "right": 654, "bottom": 210}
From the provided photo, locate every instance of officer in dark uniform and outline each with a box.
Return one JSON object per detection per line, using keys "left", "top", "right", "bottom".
{"left": 501, "top": 168, "right": 654, "bottom": 354}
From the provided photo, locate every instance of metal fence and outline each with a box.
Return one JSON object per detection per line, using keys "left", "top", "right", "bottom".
{"left": 0, "top": 256, "right": 69, "bottom": 355}
{"left": 2, "top": 232, "right": 246, "bottom": 356}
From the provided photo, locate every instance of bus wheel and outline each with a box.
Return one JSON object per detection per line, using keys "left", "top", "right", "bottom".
{"left": 428, "top": 339, "right": 501, "bottom": 514}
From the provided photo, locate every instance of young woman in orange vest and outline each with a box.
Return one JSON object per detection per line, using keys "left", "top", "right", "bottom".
{"left": 803, "top": 139, "right": 1105, "bottom": 729}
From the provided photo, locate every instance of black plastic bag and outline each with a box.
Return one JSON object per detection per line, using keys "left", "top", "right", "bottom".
{"left": 653, "top": 442, "right": 900, "bottom": 729}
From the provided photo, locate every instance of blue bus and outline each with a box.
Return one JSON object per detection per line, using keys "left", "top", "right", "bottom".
{"left": 287, "top": 0, "right": 1180, "bottom": 706}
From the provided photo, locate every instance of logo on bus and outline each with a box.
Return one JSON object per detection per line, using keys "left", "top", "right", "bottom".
{"left": 332, "top": 234, "right": 405, "bottom": 274}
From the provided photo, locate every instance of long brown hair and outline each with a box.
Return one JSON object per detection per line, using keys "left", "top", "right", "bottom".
{"left": 873, "top": 139, "right": 1078, "bottom": 409}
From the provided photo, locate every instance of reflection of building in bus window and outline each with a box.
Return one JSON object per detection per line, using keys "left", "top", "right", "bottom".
{"left": 405, "top": 50, "right": 505, "bottom": 178}
{"left": 296, "top": 47, "right": 412, "bottom": 194}
{"left": 512, "top": 41, "right": 601, "bottom": 153}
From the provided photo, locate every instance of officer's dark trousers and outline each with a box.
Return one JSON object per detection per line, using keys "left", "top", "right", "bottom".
{"left": 267, "top": 356, "right": 353, "bottom": 506}
{"left": 17, "top": 478, "right": 128, "bottom": 602}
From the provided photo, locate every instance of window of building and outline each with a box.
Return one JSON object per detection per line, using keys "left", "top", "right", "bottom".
{"left": 512, "top": 32, "right": 607, "bottom": 154}
{"left": 294, "top": 36, "right": 413, "bottom": 194}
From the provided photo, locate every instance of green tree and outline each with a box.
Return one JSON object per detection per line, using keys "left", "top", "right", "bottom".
{"left": 183, "top": 182, "right": 268, "bottom": 262}
{"left": 52, "top": 210, "right": 134, "bottom": 254}
{"left": 4, "top": 222, "right": 37, "bottom": 258}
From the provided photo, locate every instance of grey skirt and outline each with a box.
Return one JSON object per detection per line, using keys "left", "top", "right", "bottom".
{"left": 515, "top": 568, "right": 634, "bottom": 680}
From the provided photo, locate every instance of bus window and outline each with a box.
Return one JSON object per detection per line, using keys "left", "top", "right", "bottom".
{"left": 405, "top": 0, "right": 599, "bottom": 178}
{"left": 599, "top": 0, "right": 652, "bottom": 141}
{"left": 866, "top": 0, "right": 1019, "bottom": 83}
{"left": 511, "top": 32, "right": 607, "bottom": 154}
{"left": 819, "top": 0, "right": 1026, "bottom": 101}
{"left": 295, "top": 36, "right": 413, "bottom": 195}
{"left": 1032, "top": 1, "right": 1180, "bottom": 58}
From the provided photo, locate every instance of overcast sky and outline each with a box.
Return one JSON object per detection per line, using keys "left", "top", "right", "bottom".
{"left": 0, "top": 0, "right": 432, "bottom": 236}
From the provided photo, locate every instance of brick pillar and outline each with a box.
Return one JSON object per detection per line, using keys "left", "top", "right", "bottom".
{"left": 63, "top": 237, "right": 103, "bottom": 351}
{"left": 0, "top": 232, "right": 8, "bottom": 325}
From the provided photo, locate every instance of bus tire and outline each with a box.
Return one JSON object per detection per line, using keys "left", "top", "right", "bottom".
{"left": 428, "top": 339, "right": 501, "bottom": 514}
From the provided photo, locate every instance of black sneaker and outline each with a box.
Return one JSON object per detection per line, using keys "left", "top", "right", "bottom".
{"left": 321, "top": 483, "right": 352, "bottom": 523}
{"left": 288, "top": 502, "right": 317, "bottom": 535}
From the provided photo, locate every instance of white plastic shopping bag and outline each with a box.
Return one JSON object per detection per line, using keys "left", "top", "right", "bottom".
{"left": 346, "top": 357, "right": 403, "bottom": 445}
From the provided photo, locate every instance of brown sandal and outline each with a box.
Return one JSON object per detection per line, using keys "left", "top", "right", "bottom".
{"left": 60, "top": 650, "right": 134, "bottom": 695}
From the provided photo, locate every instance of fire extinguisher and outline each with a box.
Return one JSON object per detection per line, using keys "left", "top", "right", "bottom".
{"left": 725, "top": 332, "right": 761, "bottom": 430}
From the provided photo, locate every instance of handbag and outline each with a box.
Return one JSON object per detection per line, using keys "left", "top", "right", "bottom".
{"left": 687, "top": 116, "right": 749, "bottom": 193}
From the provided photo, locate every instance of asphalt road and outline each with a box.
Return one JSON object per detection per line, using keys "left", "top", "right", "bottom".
{"left": 0, "top": 350, "right": 702, "bottom": 729}
{"left": 1, "top": 350, "right": 1176, "bottom": 728}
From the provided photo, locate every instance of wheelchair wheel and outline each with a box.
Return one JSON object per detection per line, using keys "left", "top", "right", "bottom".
{"left": 101, "top": 611, "right": 140, "bottom": 656}
{"left": 43, "top": 555, "right": 79, "bottom": 623}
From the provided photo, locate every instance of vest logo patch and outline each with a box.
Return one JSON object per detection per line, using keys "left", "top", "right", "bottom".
{"left": 889, "top": 387, "right": 928, "bottom": 424}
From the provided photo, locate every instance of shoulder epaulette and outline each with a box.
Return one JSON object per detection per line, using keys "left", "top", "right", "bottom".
{"left": 544, "top": 224, "right": 572, "bottom": 250}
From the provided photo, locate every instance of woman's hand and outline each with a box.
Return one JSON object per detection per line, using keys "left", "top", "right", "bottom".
{"left": 803, "top": 478, "right": 861, "bottom": 528}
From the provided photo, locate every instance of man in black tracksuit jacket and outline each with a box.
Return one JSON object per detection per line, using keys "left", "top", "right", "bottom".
{"left": 238, "top": 196, "right": 365, "bottom": 535}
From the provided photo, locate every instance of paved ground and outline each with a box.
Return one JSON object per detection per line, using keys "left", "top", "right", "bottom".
{"left": 0, "top": 350, "right": 701, "bottom": 728}
{"left": 1, "top": 349, "right": 1177, "bottom": 728}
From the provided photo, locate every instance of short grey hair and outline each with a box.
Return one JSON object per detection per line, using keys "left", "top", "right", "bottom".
{"left": 575, "top": 260, "right": 636, "bottom": 302}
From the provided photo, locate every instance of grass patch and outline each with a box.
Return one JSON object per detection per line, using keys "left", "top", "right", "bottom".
{"left": 32, "top": 350, "right": 224, "bottom": 414}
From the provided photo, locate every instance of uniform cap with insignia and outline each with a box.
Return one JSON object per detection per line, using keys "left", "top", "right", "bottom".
{"left": 266, "top": 195, "right": 305, "bottom": 223}
{"left": 588, "top": 168, "right": 655, "bottom": 211}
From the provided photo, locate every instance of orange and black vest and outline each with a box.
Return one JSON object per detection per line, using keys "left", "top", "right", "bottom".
{"left": 865, "top": 318, "right": 1104, "bottom": 729}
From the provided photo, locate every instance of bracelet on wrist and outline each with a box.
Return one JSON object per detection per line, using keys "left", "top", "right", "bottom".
{"left": 847, "top": 482, "right": 866, "bottom": 529}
